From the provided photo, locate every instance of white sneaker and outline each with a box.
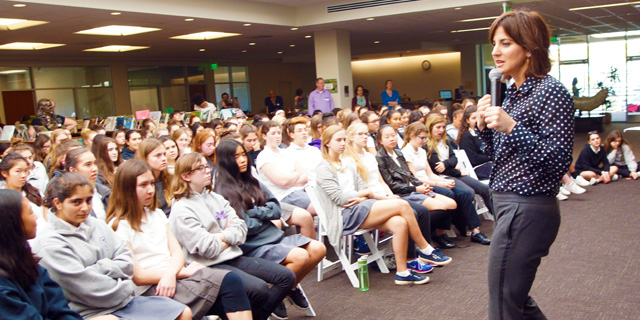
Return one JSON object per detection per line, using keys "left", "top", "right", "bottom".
{"left": 589, "top": 178, "right": 598, "bottom": 185}
{"left": 559, "top": 186, "right": 571, "bottom": 196}
{"left": 556, "top": 192, "right": 568, "bottom": 201}
{"left": 575, "top": 175, "right": 590, "bottom": 187}
{"left": 565, "top": 182, "right": 586, "bottom": 194}
{"left": 612, "top": 174, "right": 619, "bottom": 181}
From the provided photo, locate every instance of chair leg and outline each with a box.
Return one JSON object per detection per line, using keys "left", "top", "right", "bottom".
{"left": 362, "top": 232, "right": 389, "bottom": 274}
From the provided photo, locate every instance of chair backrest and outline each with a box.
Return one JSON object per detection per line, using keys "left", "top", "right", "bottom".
{"left": 305, "top": 185, "right": 330, "bottom": 235}
{"left": 453, "top": 149, "right": 479, "bottom": 180}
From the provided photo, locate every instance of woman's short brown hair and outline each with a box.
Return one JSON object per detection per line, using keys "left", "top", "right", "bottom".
{"left": 489, "top": 10, "right": 552, "bottom": 78}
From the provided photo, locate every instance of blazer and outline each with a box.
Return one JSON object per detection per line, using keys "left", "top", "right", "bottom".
{"left": 376, "top": 147, "right": 422, "bottom": 197}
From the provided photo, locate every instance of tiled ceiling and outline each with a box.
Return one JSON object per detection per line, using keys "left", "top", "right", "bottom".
{"left": 0, "top": 0, "right": 638, "bottom": 64}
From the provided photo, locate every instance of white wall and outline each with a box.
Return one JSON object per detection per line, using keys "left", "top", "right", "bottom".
{"left": 352, "top": 52, "right": 462, "bottom": 105}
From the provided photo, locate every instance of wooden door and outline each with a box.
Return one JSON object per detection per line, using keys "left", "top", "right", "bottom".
{"left": 2, "top": 90, "right": 35, "bottom": 124}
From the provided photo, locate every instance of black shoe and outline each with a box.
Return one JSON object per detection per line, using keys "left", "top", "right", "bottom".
{"left": 433, "top": 234, "right": 456, "bottom": 249}
{"left": 270, "top": 302, "right": 288, "bottom": 320}
{"left": 470, "top": 232, "right": 491, "bottom": 245}
{"left": 288, "top": 286, "right": 309, "bottom": 309}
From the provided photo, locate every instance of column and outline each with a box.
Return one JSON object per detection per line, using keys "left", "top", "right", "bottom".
{"left": 313, "top": 29, "right": 353, "bottom": 109}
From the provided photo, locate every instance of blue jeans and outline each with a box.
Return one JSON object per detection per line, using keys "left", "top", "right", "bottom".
{"left": 215, "top": 256, "right": 295, "bottom": 320}
{"left": 433, "top": 185, "right": 481, "bottom": 232}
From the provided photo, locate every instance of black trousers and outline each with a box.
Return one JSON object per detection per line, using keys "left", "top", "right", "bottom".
{"left": 488, "top": 191, "right": 560, "bottom": 320}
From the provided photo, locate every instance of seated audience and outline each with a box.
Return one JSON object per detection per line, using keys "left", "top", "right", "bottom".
{"left": 81, "top": 129, "right": 98, "bottom": 151}
{"left": 136, "top": 139, "right": 172, "bottom": 216}
{"left": 360, "top": 111, "right": 380, "bottom": 154}
{"left": 240, "top": 124, "right": 261, "bottom": 165}
{"left": 107, "top": 160, "right": 252, "bottom": 320}
{"left": 308, "top": 115, "right": 324, "bottom": 149}
{"left": 160, "top": 136, "right": 179, "bottom": 174}
{"left": 0, "top": 189, "right": 82, "bottom": 319}
{"left": 93, "top": 137, "right": 122, "bottom": 187}
{"left": 0, "top": 153, "right": 46, "bottom": 234}
{"left": 33, "top": 134, "right": 52, "bottom": 163}
{"left": 446, "top": 109, "right": 464, "bottom": 142}
{"left": 64, "top": 148, "right": 110, "bottom": 220}
{"left": 121, "top": 130, "right": 142, "bottom": 161}
{"left": 172, "top": 128, "right": 192, "bottom": 157}
{"left": 265, "top": 90, "right": 284, "bottom": 113}
{"left": 605, "top": 130, "right": 638, "bottom": 180}
{"left": 574, "top": 131, "right": 618, "bottom": 184}
{"left": 11, "top": 144, "right": 49, "bottom": 195}
{"left": 112, "top": 129, "right": 127, "bottom": 151}
{"left": 168, "top": 153, "right": 296, "bottom": 320}
{"left": 455, "top": 106, "right": 493, "bottom": 180}
{"left": 34, "top": 172, "right": 192, "bottom": 320}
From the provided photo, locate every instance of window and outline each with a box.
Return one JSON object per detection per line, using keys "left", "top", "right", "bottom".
{"left": 214, "top": 66, "right": 250, "bottom": 113}
{"left": 128, "top": 67, "right": 187, "bottom": 112}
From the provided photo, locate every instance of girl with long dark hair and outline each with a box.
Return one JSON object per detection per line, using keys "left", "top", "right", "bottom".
{"left": 0, "top": 153, "right": 46, "bottom": 230}
{"left": 107, "top": 160, "right": 252, "bottom": 320}
{"left": 93, "top": 137, "right": 122, "bottom": 187}
{"left": 135, "top": 139, "right": 173, "bottom": 216}
{"left": 0, "top": 189, "right": 82, "bottom": 319}
{"left": 215, "top": 140, "right": 326, "bottom": 318}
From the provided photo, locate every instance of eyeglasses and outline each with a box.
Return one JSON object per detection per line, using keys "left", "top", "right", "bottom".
{"left": 191, "top": 164, "right": 211, "bottom": 173}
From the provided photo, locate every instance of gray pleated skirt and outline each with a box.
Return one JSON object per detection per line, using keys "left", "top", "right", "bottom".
{"left": 402, "top": 191, "right": 435, "bottom": 203}
{"left": 247, "top": 234, "right": 313, "bottom": 263}
{"left": 111, "top": 296, "right": 186, "bottom": 320}
{"left": 341, "top": 199, "right": 376, "bottom": 235}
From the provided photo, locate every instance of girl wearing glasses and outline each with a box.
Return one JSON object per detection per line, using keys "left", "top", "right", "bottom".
{"left": 169, "top": 153, "right": 295, "bottom": 320}
{"left": 107, "top": 160, "right": 252, "bottom": 320}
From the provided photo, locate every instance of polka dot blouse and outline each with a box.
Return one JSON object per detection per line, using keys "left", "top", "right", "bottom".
{"left": 477, "top": 75, "right": 575, "bottom": 196}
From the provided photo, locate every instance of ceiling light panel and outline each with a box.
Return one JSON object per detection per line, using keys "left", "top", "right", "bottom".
{"left": 0, "top": 18, "right": 48, "bottom": 30}
{"left": 569, "top": 1, "right": 640, "bottom": 11}
{"left": 170, "top": 31, "right": 240, "bottom": 40}
{"left": 76, "top": 25, "right": 160, "bottom": 36}
{"left": 84, "top": 45, "right": 149, "bottom": 52}
{"left": 0, "top": 42, "right": 64, "bottom": 50}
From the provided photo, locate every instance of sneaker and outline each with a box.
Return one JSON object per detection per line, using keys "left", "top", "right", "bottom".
{"left": 395, "top": 272, "right": 430, "bottom": 286}
{"left": 574, "top": 176, "right": 590, "bottom": 187}
{"left": 353, "top": 236, "right": 371, "bottom": 255}
{"left": 564, "top": 182, "right": 586, "bottom": 194}
{"left": 589, "top": 178, "right": 598, "bottom": 185}
{"left": 407, "top": 258, "right": 434, "bottom": 274}
{"left": 556, "top": 192, "right": 568, "bottom": 201}
{"left": 270, "top": 302, "right": 288, "bottom": 320}
{"left": 612, "top": 174, "right": 619, "bottom": 181}
{"left": 288, "top": 286, "right": 309, "bottom": 309}
{"left": 559, "top": 186, "right": 571, "bottom": 196}
{"left": 418, "top": 248, "right": 452, "bottom": 266}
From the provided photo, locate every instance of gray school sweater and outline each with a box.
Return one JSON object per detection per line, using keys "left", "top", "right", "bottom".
{"left": 32, "top": 215, "right": 134, "bottom": 319}
{"left": 169, "top": 189, "right": 248, "bottom": 267}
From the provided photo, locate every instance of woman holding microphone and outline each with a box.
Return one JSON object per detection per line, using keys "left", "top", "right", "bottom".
{"left": 477, "top": 10, "right": 574, "bottom": 320}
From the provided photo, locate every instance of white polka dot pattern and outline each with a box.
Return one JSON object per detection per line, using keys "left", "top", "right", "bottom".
{"left": 477, "top": 75, "right": 575, "bottom": 196}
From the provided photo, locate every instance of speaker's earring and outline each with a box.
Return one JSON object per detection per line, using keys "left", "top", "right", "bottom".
{"left": 527, "top": 53, "right": 531, "bottom": 57}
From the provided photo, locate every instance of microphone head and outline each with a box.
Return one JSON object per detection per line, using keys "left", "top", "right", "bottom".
{"left": 489, "top": 68, "right": 503, "bottom": 81}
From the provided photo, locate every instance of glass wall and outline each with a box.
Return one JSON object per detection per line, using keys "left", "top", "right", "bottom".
{"left": 214, "top": 66, "right": 251, "bottom": 112}
{"left": 128, "top": 67, "right": 187, "bottom": 112}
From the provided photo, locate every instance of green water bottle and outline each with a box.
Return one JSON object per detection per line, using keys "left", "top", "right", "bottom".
{"left": 358, "top": 255, "right": 369, "bottom": 291}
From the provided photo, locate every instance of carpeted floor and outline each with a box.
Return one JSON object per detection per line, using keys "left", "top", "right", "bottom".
{"left": 286, "top": 123, "right": 640, "bottom": 320}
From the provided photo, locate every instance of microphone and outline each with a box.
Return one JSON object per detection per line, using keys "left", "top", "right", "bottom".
{"left": 489, "top": 68, "right": 503, "bottom": 107}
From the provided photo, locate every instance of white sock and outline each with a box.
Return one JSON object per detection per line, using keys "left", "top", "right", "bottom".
{"left": 419, "top": 245, "right": 435, "bottom": 255}
{"left": 397, "top": 270, "right": 411, "bottom": 277}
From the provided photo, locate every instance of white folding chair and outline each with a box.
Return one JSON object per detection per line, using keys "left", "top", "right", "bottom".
{"left": 283, "top": 284, "right": 316, "bottom": 317}
{"left": 306, "top": 185, "right": 389, "bottom": 288}
{"left": 452, "top": 149, "right": 494, "bottom": 221}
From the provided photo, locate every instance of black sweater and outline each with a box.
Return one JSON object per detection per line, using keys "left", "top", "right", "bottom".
{"left": 575, "top": 144, "right": 610, "bottom": 173}
{"left": 458, "top": 132, "right": 491, "bottom": 167}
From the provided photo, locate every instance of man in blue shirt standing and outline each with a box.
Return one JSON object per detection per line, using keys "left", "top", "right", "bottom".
{"left": 307, "top": 78, "right": 334, "bottom": 116}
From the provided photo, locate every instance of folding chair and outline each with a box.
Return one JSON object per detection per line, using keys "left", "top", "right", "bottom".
{"left": 306, "top": 185, "right": 389, "bottom": 288}
{"left": 453, "top": 149, "right": 494, "bottom": 221}
{"left": 283, "top": 284, "right": 316, "bottom": 317}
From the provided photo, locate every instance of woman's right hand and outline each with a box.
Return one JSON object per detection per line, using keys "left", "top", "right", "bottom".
{"left": 440, "top": 179, "right": 455, "bottom": 189}
{"left": 156, "top": 273, "right": 177, "bottom": 298}
{"left": 344, "top": 197, "right": 366, "bottom": 208}
{"left": 178, "top": 262, "right": 206, "bottom": 279}
{"left": 476, "top": 94, "right": 491, "bottom": 131}
{"left": 435, "top": 162, "right": 445, "bottom": 173}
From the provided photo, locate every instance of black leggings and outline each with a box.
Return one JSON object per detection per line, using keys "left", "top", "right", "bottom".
{"left": 209, "top": 272, "right": 252, "bottom": 318}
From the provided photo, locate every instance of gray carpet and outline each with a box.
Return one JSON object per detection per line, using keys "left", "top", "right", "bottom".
{"left": 286, "top": 124, "right": 640, "bottom": 320}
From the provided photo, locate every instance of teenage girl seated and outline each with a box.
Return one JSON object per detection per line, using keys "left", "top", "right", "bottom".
{"left": 107, "top": 160, "right": 252, "bottom": 320}
{"left": 215, "top": 140, "right": 326, "bottom": 319}
{"left": 33, "top": 172, "right": 192, "bottom": 320}
{"left": 605, "top": 130, "right": 638, "bottom": 180}
{"left": 574, "top": 131, "right": 618, "bottom": 185}
{"left": 316, "top": 126, "right": 452, "bottom": 286}
{"left": 455, "top": 106, "right": 493, "bottom": 180}
{"left": 168, "top": 153, "right": 295, "bottom": 320}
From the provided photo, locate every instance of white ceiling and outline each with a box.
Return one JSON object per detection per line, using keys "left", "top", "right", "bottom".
{"left": 0, "top": 0, "right": 638, "bottom": 64}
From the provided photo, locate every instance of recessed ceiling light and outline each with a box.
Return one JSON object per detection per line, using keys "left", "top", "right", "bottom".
{"left": 13, "top": 4, "right": 26, "bottom": 7}
{"left": 374, "top": 41, "right": 380, "bottom": 44}
{"left": 76, "top": 25, "right": 161, "bottom": 36}
{"left": 0, "top": 42, "right": 65, "bottom": 50}
{"left": 0, "top": 18, "right": 48, "bottom": 30}
{"left": 451, "top": 26, "right": 491, "bottom": 33}
{"left": 242, "top": 50, "right": 247, "bottom": 53}
{"left": 457, "top": 16, "right": 499, "bottom": 22}
{"left": 84, "top": 45, "right": 149, "bottom": 52}
{"left": 591, "top": 30, "right": 640, "bottom": 38}
{"left": 110, "top": 12, "right": 121, "bottom": 16}
{"left": 243, "top": 23, "right": 252, "bottom": 27}
{"left": 291, "top": 27, "right": 299, "bottom": 31}
{"left": 277, "top": 51, "right": 283, "bottom": 54}
{"left": 454, "top": 7, "right": 462, "bottom": 10}
{"left": 249, "top": 42, "right": 256, "bottom": 45}
{"left": 305, "top": 35, "right": 312, "bottom": 38}
{"left": 289, "top": 44, "right": 296, "bottom": 47}
{"left": 199, "top": 48, "right": 205, "bottom": 51}
{"left": 185, "top": 18, "right": 194, "bottom": 22}
{"left": 366, "top": 18, "right": 375, "bottom": 21}
{"left": 0, "top": 69, "right": 27, "bottom": 74}
{"left": 570, "top": 1, "right": 640, "bottom": 11}
{"left": 170, "top": 31, "right": 241, "bottom": 40}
